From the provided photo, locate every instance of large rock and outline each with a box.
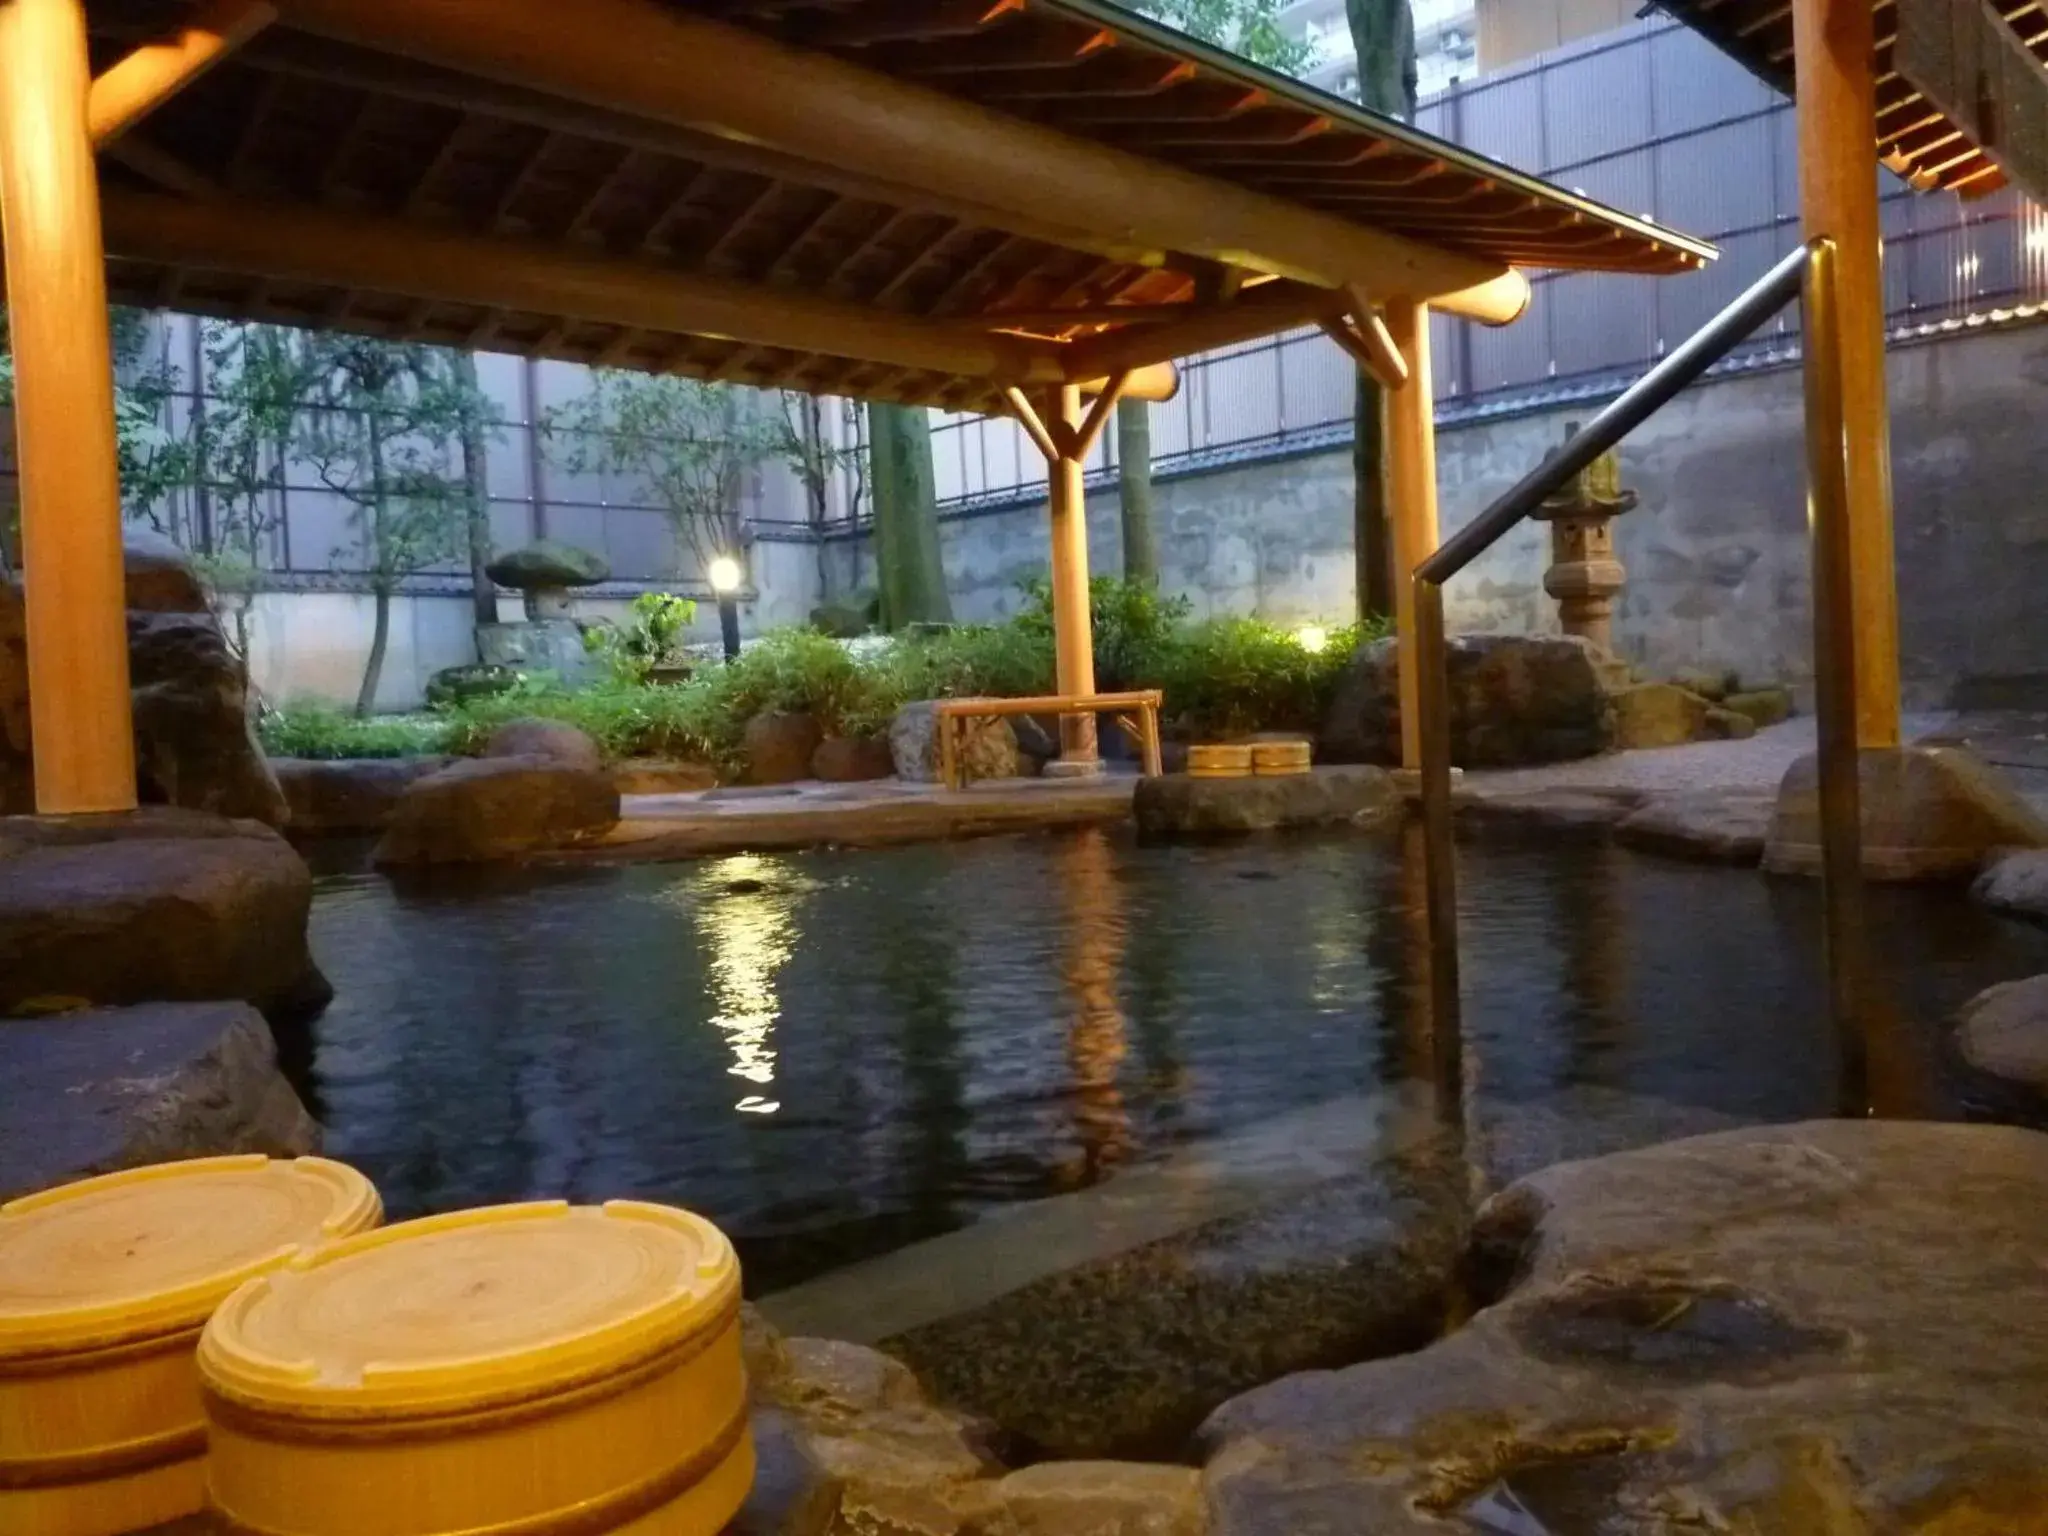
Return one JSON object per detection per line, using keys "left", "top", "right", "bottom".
{"left": 0, "top": 1001, "right": 318, "bottom": 1203}
{"left": 1608, "top": 681, "right": 1755, "bottom": 749}
{"left": 1975, "top": 847, "right": 2048, "bottom": 923}
{"left": 1764, "top": 744, "right": 2048, "bottom": 880}
{"left": 0, "top": 809, "right": 326, "bottom": 1022}
{"left": 129, "top": 611, "right": 289, "bottom": 825}
{"left": 890, "top": 702, "right": 1022, "bottom": 784}
{"left": 484, "top": 538, "right": 609, "bottom": 590}
{"left": 1319, "top": 634, "right": 1613, "bottom": 768}
{"left": 1667, "top": 664, "right": 1735, "bottom": 702}
{"left": 1954, "top": 974, "right": 2048, "bottom": 1096}
{"left": 1200, "top": 1121, "right": 2048, "bottom": 1536}
{"left": 813, "top": 735, "right": 896, "bottom": 783}
{"left": 482, "top": 717, "right": 604, "bottom": 772}
{"left": 879, "top": 1136, "right": 1465, "bottom": 1461}
{"left": 1615, "top": 788, "right": 1776, "bottom": 864}
{"left": 271, "top": 756, "right": 454, "bottom": 836}
{"left": 612, "top": 758, "right": 719, "bottom": 795}
{"left": 1, "top": 534, "right": 286, "bottom": 825}
{"left": 123, "top": 526, "right": 211, "bottom": 614}
{"left": 373, "top": 757, "right": 619, "bottom": 866}
{"left": 1134, "top": 766, "right": 1399, "bottom": 838}
{"left": 957, "top": 1463, "right": 1204, "bottom": 1536}
{"left": 1723, "top": 684, "right": 1794, "bottom": 729}
{"left": 746, "top": 711, "right": 826, "bottom": 786}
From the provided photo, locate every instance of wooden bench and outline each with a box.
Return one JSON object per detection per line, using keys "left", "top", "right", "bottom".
{"left": 932, "top": 690, "right": 1164, "bottom": 789}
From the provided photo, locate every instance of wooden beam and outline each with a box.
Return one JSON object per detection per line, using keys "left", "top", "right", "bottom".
{"left": 99, "top": 188, "right": 1075, "bottom": 387}
{"left": 105, "top": 136, "right": 222, "bottom": 198}
{"left": 1003, "top": 385, "right": 1060, "bottom": 463}
{"left": 809, "top": 0, "right": 1025, "bottom": 47}
{"left": 1323, "top": 286, "right": 1409, "bottom": 387}
{"left": 269, "top": 0, "right": 1524, "bottom": 319}
{"left": 1061, "top": 286, "right": 1341, "bottom": 376}
{"left": 1070, "top": 370, "right": 1128, "bottom": 459}
{"left": 88, "top": 0, "right": 274, "bottom": 146}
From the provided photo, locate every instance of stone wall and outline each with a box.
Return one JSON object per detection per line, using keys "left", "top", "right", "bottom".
{"left": 824, "top": 319, "right": 2048, "bottom": 709}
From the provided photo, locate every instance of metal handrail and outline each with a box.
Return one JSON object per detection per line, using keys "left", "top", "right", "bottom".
{"left": 1413, "top": 237, "right": 1869, "bottom": 1112}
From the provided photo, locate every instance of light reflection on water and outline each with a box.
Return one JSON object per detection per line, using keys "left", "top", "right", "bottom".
{"left": 301, "top": 826, "right": 2048, "bottom": 1293}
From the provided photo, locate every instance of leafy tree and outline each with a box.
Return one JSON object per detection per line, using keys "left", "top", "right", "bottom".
{"left": 868, "top": 402, "right": 952, "bottom": 628}
{"left": 1347, "top": 0, "right": 1418, "bottom": 622}
{"left": 1116, "top": 397, "right": 1157, "bottom": 586}
{"left": 293, "top": 338, "right": 486, "bottom": 716}
{"left": 190, "top": 323, "right": 326, "bottom": 664}
{"left": 1129, "top": 0, "right": 1313, "bottom": 72}
{"left": 544, "top": 372, "right": 798, "bottom": 579}
{"left": 1106, "top": 0, "right": 1313, "bottom": 586}
{"left": 451, "top": 352, "right": 500, "bottom": 633}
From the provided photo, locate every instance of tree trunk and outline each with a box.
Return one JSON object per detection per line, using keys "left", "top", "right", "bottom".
{"left": 1116, "top": 395, "right": 1157, "bottom": 586}
{"left": 1353, "top": 380, "right": 1393, "bottom": 618}
{"left": 869, "top": 402, "right": 952, "bottom": 629}
{"left": 454, "top": 353, "right": 497, "bottom": 635}
{"left": 356, "top": 407, "right": 391, "bottom": 718}
{"left": 357, "top": 581, "right": 393, "bottom": 718}
{"left": 1347, "top": 0, "right": 1418, "bottom": 623}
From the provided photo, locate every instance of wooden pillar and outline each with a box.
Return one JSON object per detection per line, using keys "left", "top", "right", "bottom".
{"left": 1793, "top": 0, "right": 1900, "bottom": 748}
{"left": 1048, "top": 384, "right": 1099, "bottom": 766}
{"left": 1384, "top": 298, "right": 1440, "bottom": 772}
{"left": 0, "top": 0, "right": 137, "bottom": 813}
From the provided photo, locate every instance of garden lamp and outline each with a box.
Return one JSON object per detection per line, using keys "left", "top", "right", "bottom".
{"left": 709, "top": 555, "right": 743, "bottom": 663}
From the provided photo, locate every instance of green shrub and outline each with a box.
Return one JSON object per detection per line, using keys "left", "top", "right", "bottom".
{"left": 583, "top": 592, "right": 699, "bottom": 684}
{"left": 1014, "top": 576, "right": 1190, "bottom": 691}
{"left": 259, "top": 705, "right": 454, "bottom": 760}
{"left": 1147, "top": 615, "right": 1387, "bottom": 738}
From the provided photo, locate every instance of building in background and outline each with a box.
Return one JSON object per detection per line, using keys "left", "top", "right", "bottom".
{"left": 1280, "top": 0, "right": 1479, "bottom": 101}
{"left": 1474, "top": 0, "right": 1637, "bottom": 74}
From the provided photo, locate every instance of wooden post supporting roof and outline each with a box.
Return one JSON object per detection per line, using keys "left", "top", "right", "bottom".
{"left": 1794, "top": 0, "right": 1901, "bottom": 749}
{"left": 1384, "top": 299, "right": 1440, "bottom": 773}
{"left": 269, "top": 0, "right": 1530, "bottom": 323}
{"left": 0, "top": 0, "right": 136, "bottom": 813}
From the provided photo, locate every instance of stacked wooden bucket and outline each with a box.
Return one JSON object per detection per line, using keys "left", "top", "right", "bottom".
{"left": 1187, "top": 738, "right": 1313, "bottom": 779}
{"left": 0, "top": 1159, "right": 752, "bottom": 1536}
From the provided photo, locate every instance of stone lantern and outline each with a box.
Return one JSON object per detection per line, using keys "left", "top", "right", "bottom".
{"left": 478, "top": 539, "right": 609, "bottom": 684}
{"left": 1531, "top": 422, "right": 1637, "bottom": 655}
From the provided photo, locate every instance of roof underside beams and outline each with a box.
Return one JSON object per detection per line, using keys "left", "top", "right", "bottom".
{"left": 79, "top": 0, "right": 1715, "bottom": 408}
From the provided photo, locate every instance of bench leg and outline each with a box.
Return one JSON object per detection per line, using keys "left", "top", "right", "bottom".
{"left": 1142, "top": 708, "right": 1163, "bottom": 777}
{"left": 939, "top": 714, "right": 958, "bottom": 791}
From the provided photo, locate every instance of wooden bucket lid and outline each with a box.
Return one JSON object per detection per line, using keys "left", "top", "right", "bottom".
{"left": 200, "top": 1201, "right": 739, "bottom": 1418}
{"left": 0, "top": 1157, "right": 381, "bottom": 1359}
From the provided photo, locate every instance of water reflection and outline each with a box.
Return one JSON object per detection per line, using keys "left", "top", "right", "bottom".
{"left": 302, "top": 828, "right": 2048, "bottom": 1293}
{"left": 1058, "top": 828, "right": 1131, "bottom": 1185}
{"left": 682, "top": 855, "right": 805, "bottom": 1115}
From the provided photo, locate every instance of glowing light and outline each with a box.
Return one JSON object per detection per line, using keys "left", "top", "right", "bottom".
{"left": 1295, "top": 623, "right": 1330, "bottom": 654}
{"left": 708, "top": 555, "right": 743, "bottom": 594}
{"left": 1957, "top": 253, "right": 1982, "bottom": 282}
{"left": 2027, "top": 219, "right": 2048, "bottom": 257}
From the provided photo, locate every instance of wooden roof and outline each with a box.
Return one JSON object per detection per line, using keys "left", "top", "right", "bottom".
{"left": 1659, "top": 0, "right": 2043, "bottom": 196}
{"left": 86, "top": 0, "right": 1717, "bottom": 411}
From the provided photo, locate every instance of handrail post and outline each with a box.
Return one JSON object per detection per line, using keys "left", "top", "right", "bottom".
{"left": 1800, "top": 236, "right": 1869, "bottom": 1112}
{"left": 1414, "top": 575, "right": 1462, "bottom": 1117}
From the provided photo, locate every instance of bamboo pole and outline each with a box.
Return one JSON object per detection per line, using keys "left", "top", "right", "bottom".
{"left": 0, "top": 0, "right": 138, "bottom": 813}
{"left": 1384, "top": 298, "right": 1439, "bottom": 773}
{"left": 1793, "top": 0, "right": 1900, "bottom": 749}
{"left": 269, "top": 0, "right": 1529, "bottom": 321}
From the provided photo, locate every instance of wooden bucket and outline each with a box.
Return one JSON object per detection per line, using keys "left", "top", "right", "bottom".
{"left": 200, "top": 1201, "right": 753, "bottom": 1536}
{"left": 1187, "top": 743, "right": 1254, "bottom": 779}
{"left": 1251, "top": 739, "right": 1313, "bottom": 776}
{"left": 0, "top": 1156, "right": 381, "bottom": 1536}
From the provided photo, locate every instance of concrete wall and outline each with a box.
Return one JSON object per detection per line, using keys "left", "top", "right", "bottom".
{"left": 825, "top": 320, "right": 2048, "bottom": 709}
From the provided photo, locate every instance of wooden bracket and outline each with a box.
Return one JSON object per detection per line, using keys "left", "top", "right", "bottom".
{"left": 90, "top": 0, "right": 276, "bottom": 147}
